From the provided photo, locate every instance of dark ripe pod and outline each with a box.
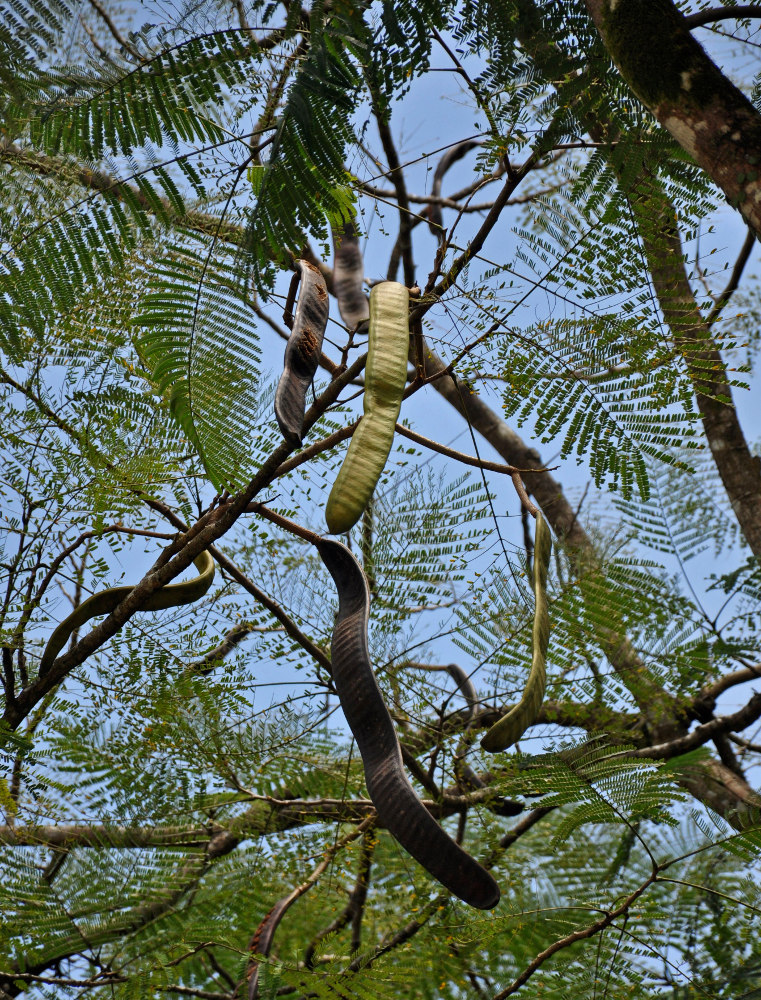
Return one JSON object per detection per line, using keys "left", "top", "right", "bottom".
{"left": 246, "top": 897, "right": 291, "bottom": 1000}
{"left": 317, "top": 537, "right": 500, "bottom": 910}
{"left": 333, "top": 219, "right": 369, "bottom": 330}
{"left": 38, "top": 551, "right": 215, "bottom": 678}
{"left": 274, "top": 260, "right": 329, "bottom": 446}
{"left": 428, "top": 140, "right": 481, "bottom": 238}
{"left": 481, "top": 513, "right": 552, "bottom": 753}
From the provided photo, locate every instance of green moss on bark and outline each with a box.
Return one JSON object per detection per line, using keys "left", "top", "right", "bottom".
{"left": 601, "top": 0, "right": 718, "bottom": 109}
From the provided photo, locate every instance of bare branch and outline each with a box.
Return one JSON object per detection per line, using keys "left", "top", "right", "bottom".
{"left": 615, "top": 693, "right": 761, "bottom": 761}
{"left": 85, "top": 0, "right": 144, "bottom": 61}
{"left": 491, "top": 873, "right": 657, "bottom": 998}
{"left": 705, "top": 226, "right": 756, "bottom": 327}
{"left": 684, "top": 5, "right": 761, "bottom": 28}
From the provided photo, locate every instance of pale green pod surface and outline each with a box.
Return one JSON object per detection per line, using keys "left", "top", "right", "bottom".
{"left": 325, "top": 282, "right": 409, "bottom": 534}
{"left": 481, "top": 513, "right": 552, "bottom": 753}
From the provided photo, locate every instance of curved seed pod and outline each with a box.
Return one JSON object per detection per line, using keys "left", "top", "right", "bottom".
{"left": 481, "top": 513, "right": 552, "bottom": 753}
{"left": 428, "top": 140, "right": 481, "bottom": 238}
{"left": 274, "top": 260, "right": 330, "bottom": 446}
{"left": 39, "top": 551, "right": 215, "bottom": 678}
{"left": 246, "top": 895, "right": 292, "bottom": 1000}
{"left": 325, "top": 282, "right": 409, "bottom": 534}
{"left": 317, "top": 537, "right": 500, "bottom": 910}
{"left": 333, "top": 219, "right": 369, "bottom": 330}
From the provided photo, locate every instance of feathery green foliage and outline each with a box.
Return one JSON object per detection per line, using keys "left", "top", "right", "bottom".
{"left": 2, "top": 0, "right": 761, "bottom": 997}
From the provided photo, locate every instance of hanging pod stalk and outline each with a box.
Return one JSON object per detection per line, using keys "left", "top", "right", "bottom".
{"left": 481, "top": 512, "right": 552, "bottom": 753}
{"left": 325, "top": 281, "right": 409, "bottom": 534}
{"left": 317, "top": 537, "right": 500, "bottom": 909}
{"left": 274, "top": 260, "right": 329, "bottom": 446}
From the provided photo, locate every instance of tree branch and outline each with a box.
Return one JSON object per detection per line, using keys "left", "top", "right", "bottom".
{"left": 584, "top": 0, "right": 761, "bottom": 239}
{"left": 684, "top": 5, "right": 761, "bottom": 28}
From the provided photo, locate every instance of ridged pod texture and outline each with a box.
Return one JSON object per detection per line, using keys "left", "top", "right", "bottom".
{"left": 480, "top": 513, "right": 552, "bottom": 752}
{"left": 333, "top": 219, "right": 369, "bottom": 330}
{"left": 274, "top": 260, "right": 330, "bottom": 446}
{"left": 317, "top": 538, "right": 500, "bottom": 910}
{"left": 325, "top": 282, "right": 409, "bottom": 534}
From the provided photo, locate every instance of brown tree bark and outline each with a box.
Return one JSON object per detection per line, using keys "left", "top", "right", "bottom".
{"left": 584, "top": 0, "right": 761, "bottom": 239}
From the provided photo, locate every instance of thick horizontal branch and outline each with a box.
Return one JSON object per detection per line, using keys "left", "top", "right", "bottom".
{"left": 0, "top": 783, "right": 512, "bottom": 850}
{"left": 684, "top": 5, "right": 761, "bottom": 28}
{"left": 619, "top": 692, "right": 761, "bottom": 760}
{"left": 698, "top": 665, "right": 761, "bottom": 704}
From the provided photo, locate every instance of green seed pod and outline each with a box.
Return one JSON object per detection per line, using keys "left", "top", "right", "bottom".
{"left": 39, "top": 550, "right": 215, "bottom": 678}
{"left": 325, "top": 281, "right": 409, "bottom": 534}
{"left": 480, "top": 512, "right": 552, "bottom": 752}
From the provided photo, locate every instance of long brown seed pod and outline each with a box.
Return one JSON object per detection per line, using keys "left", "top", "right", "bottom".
{"left": 274, "top": 259, "right": 330, "bottom": 446}
{"left": 317, "top": 537, "right": 500, "bottom": 910}
{"left": 333, "top": 218, "right": 369, "bottom": 330}
{"left": 38, "top": 551, "right": 215, "bottom": 678}
{"left": 245, "top": 817, "right": 374, "bottom": 999}
{"left": 481, "top": 513, "right": 552, "bottom": 753}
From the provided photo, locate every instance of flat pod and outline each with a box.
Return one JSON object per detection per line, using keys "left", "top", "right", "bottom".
{"left": 274, "top": 260, "right": 329, "bottom": 446}
{"left": 333, "top": 219, "right": 369, "bottom": 330}
{"left": 325, "top": 282, "right": 409, "bottom": 534}
{"left": 481, "top": 513, "right": 552, "bottom": 753}
{"left": 39, "top": 550, "right": 215, "bottom": 677}
{"left": 317, "top": 537, "right": 500, "bottom": 910}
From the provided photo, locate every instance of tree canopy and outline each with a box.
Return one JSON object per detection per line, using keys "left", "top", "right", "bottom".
{"left": 2, "top": 0, "right": 761, "bottom": 997}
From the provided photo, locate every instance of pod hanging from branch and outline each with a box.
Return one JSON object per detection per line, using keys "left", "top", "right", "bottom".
{"left": 317, "top": 537, "right": 500, "bottom": 910}
{"left": 333, "top": 218, "right": 369, "bottom": 331}
{"left": 481, "top": 512, "right": 552, "bottom": 753}
{"left": 39, "top": 550, "right": 215, "bottom": 678}
{"left": 274, "top": 259, "right": 329, "bottom": 447}
{"left": 325, "top": 281, "right": 409, "bottom": 534}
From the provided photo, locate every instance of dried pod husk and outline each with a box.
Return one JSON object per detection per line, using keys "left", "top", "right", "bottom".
{"left": 38, "top": 551, "right": 215, "bottom": 678}
{"left": 246, "top": 895, "right": 292, "bottom": 1000}
{"left": 317, "top": 537, "right": 500, "bottom": 910}
{"left": 481, "top": 512, "right": 552, "bottom": 752}
{"left": 428, "top": 139, "right": 481, "bottom": 239}
{"left": 325, "top": 282, "right": 408, "bottom": 534}
{"left": 333, "top": 218, "right": 369, "bottom": 330}
{"left": 274, "top": 259, "right": 329, "bottom": 446}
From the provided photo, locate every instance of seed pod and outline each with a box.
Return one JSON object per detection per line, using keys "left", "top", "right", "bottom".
{"left": 39, "top": 550, "right": 215, "bottom": 678}
{"left": 317, "top": 537, "right": 500, "bottom": 910}
{"left": 274, "top": 260, "right": 329, "bottom": 446}
{"left": 333, "top": 219, "right": 369, "bottom": 330}
{"left": 325, "top": 282, "right": 408, "bottom": 534}
{"left": 246, "top": 895, "right": 292, "bottom": 1000}
{"left": 481, "top": 512, "right": 552, "bottom": 752}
